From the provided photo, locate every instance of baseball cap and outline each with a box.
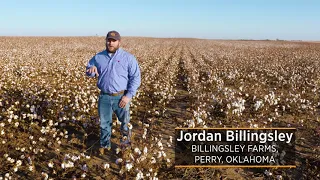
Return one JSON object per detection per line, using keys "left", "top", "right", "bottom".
{"left": 106, "top": 30, "right": 121, "bottom": 41}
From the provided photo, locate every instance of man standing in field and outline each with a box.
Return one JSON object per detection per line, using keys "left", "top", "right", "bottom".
{"left": 86, "top": 30, "right": 141, "bottom": 155}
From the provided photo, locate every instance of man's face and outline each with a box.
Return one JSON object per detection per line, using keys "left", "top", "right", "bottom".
{"left": 106, "top": 38, "right": 120, "bottom": 53}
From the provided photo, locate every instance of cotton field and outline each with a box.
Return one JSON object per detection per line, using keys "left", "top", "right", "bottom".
{"left": 0, "top": 37, "right": 319, "bottom": 179}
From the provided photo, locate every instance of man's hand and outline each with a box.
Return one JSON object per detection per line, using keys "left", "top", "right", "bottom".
{"left": 119, "top": 95, "right": 131, "bottom": 108}
{"left": 86, "top": 66, "right": 99, "bottom": 77}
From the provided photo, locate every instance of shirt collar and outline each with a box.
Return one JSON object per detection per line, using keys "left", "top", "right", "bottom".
{"left": 106, "top": 48, "right": 122, "bottom": 56}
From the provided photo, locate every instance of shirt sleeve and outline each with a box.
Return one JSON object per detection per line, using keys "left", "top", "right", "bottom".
{"left": 126, "top": 56, "right": 141, "bottom": 98}
{"left": 86, "top": 56, "right": 96, "bottom": 77}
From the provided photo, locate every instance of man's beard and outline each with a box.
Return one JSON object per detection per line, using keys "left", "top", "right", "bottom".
{"left": 107, "top": 45, "right": 119, "bottom": 53}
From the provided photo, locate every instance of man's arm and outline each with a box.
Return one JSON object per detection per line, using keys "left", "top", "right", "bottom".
{"left": 86, "top": 56, "right": 97, "bottom": 77}
{"left": 125, "top": 56, "right": 141, "bottom": 98}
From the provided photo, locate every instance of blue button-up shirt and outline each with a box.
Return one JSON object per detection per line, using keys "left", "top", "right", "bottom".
{"left": 86, "top": 48, "right": 141, "bottom": 99}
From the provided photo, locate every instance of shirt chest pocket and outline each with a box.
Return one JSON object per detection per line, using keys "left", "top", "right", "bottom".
{"left": 114, "top": 61, "right": 128, "bottom": 75}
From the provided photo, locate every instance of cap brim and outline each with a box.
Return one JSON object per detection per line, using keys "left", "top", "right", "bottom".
{"left": 107, "top": 37, "right": 120, "bottom": 41}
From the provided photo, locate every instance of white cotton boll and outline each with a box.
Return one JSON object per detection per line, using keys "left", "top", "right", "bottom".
{"left": 116, "top": 147, "right": 121, "bottom": 154}
{"left": 13, "top": 166, "right": 18, "bottom": 172}
{"left": 10, "top": 158, "right": 15, "bottom": 163}
{"left": 82, "top": 164, "right": 88, "bottom": 172}
{"left": 30, "top": 105, "right": 35, "bottom": 113}
{"left": 188, "top": 120, "right": 195, "bottom": 128}
{"left": 65, "top": 154, "right": 70, "bottom": 159}
{"left": 66, "top": 161, "right": 74, "bottom": 168}
{"left": 157, "top": 151, "right": 162, "bottom": 158}
{"left": 71, "top": 156, "right": 79, "bottom": 162}
{"left": 162, "top": 151, "right": 166, "bottom": 157}
{"left": 61, "top": 162, "right": 65, "bottom": 169}
{"left": 48, "top": 162, "right": 54, "bottom": 168}
{"left": 130, "top": 153, "right": 135, "bottom": 161}
{"left": 254, "top": 100, "right": 263, "bottom": 111}
{"left": 125, "top": 163, "right": 133, "bottom": 171}
{"left": 150, "top": 157, "right": 156, "bottom": 164}
{"left": 128, "top": 123, "right": 133, "bottom": 130}
{"left": 143, "top": 146, "right": 148, "bottom": 154}
{"left": 276, "top": 175, "right": 283, "bottom": 180}
{"left": 137, "top": 155, "right": 146, "bottom": 163}
{"left": 136, "top": 171, "right": 144, "bottom": 180}
{"left": 116, "top": 118, "right": 121, "bottom": 125}
{"left": 40, "top": 127, "right": 46, "bottom": 134}
{"left": 104, "top": 163, "right": 110, "bottom": 169}
{"left": 167, "top": 142, "right": 171, "bottom": 147}
{"left": 16, "top": 160, "right": 22, "bottom": 167}
{"left": 197, "top": 117, "right": 203, "bottom": 124}
{"left": 142, "top": 130, "right": 147, "bottom": 139}
{"left": 264, "top": 170, "right": 272, "bottom": 176}
{"left": 29, "top": 165, "right": 34, "bottom": 171}
{"left": 33, "top": 149, "right": 39, "bottom": 154}
{"left": 134, "top": 148, "right": 141, "bottom": 155}
{"left": 116, "top": 158, "right": 123, "bottom": 164}
{"left": 42, "top": 172, "right": 49, "bottom": 180}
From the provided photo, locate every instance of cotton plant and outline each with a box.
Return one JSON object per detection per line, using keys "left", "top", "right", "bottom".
{"left": 0, "top": 36, "right": 318, "bottom": 179}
